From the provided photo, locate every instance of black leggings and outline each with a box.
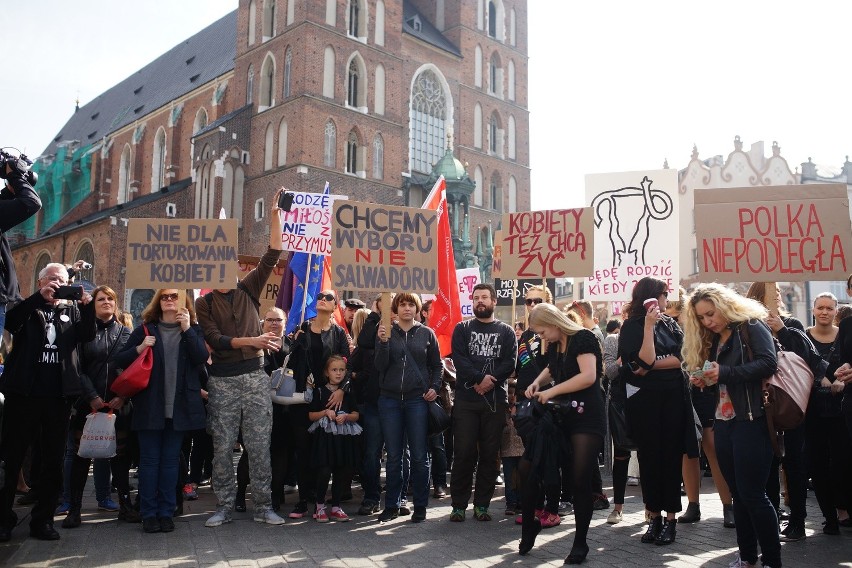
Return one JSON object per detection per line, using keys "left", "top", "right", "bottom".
{"left": 612, "top": 446, "right": 631, "bottom": 505}
{"left": 316, "top": 465, "right": 353, "bottom": 507}
{"left": 521, "top": 432, "right": 602, "bottom": 551}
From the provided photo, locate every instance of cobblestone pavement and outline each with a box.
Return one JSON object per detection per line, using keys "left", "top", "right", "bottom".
{"left": 1, "top": 466, "right": 850, "bottom": 567}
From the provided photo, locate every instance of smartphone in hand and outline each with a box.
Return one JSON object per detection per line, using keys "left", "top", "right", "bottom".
{"left": 54, "top": 285, "right": 83, "bottom": 301}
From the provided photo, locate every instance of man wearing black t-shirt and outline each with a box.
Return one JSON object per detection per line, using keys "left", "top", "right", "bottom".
{"left": 0, "top": 263, "right": 95, "bottom": 542}
{"left": 449, "top": 283, "right": 517, "bottom": 522}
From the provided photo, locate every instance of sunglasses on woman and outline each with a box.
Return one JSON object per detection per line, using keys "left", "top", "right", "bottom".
{"left": 525, "top": 298, "right": 543, "bottom": 306}
{"left": 317, "top": 293, "right": 336, "bottom": 302}
{"left": 160, "top": 293, "right": 179, "bottom": 302}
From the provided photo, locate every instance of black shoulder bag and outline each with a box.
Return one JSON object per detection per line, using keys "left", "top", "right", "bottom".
{"left": 399, "top": 330, "right": 450, "bottom": 436}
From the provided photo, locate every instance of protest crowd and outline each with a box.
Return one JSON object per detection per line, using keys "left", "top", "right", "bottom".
{"left": 1, "top": 178, "right": 852, "bottom": 568}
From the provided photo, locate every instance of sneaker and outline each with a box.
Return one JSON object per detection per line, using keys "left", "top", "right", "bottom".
{"left": 473, "top": 506, "right": 492, "bottom": 521}
{"left": 358, "top": 501, "right": 380, "bottom": 515}
{"left": 607, "top": 509, "right": 623, "bottom": 524}
{"left": 182, "top": 483, "right": 198, "bottom": 501}
{"left": 398, "top": 505, "right": 412, "bottom": 516}
{"left": 288, "top": 501, "right": 309, "bottom": 519}
{"left": 378, "top": 507, "right": 399, "bottom": 522}
{"left": 432, "top": 485, "right": 448, "bottom": 498}
{"left": 98, "top": 498, "right": 120, "bottom": 512}
{"left": 205, "top": 509, "right": 232, "bottom": 527}
{"left": 55, "top": 502, "right": 70, "bottom": 516}
{"left": 592, "top": 494, "right": 610, "bottom": 510}
{"left": 495, "top": 474, "right": 504, "bottom": 486}
{"left": 314, "top": 506, "right": 329, "bottom": 523}
{"left": 627, "top": 476, "right": 639, "bottom": 486}
{"left": 780, "top": 521, "right": 805, "bottom": 542}
{"left": 449, "top": 507, "right": 465, "bottom": 522}
{"left": 254, "top": 509, "right": 286, "bottom": 525}
{"left": 558, "top": 501, "right": 573, "bottom": 516}
{"left": 539, "top": 511, "right": 561, "bottom": 528}
{"left": 516, "top": 509, "right": 544, "bottom": 525}
{"left": 728, "top": 553, "right": 756, "bottom": 568}
{"left": 329, "top": 507, "right": 349, "bottom": 522}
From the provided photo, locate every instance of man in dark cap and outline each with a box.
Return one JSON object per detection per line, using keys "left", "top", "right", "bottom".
{"left": 342, "top": 298, "right": 366, "bottom": 336}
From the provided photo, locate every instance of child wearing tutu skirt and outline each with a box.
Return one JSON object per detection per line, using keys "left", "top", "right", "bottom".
{"left": 308, "top": 355, "right": 361, "bottom": 522}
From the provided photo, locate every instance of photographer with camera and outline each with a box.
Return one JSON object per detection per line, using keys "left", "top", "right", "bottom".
{"left": 0, "top": 151, "right": 42, "bottom": 343}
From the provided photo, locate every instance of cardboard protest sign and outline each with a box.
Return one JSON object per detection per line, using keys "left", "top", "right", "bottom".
{"left": 236, "top": 255, "right": 289, "bottom": 314}
{"left": 499, "top": 209, "right": 593, "bottom": 278}
{"left": 278, "top": 191, "right": 347, "bottom": 254}
{"left": 585, "top": 169, "right": 679, "bottom": 300}
{"left": 126, "top": 219, "right": 239, "bottom": 289}
{"left": 331, "top": 200, "right": 438, "bottom": 293}
{"left": 695, "top": 184, "right": 851, "bottom": 281}
{"left": 491, "top": 230, "right": 503, "bottom": 278}
{"left": 494, "top": 278, "right": 557, "bottom": 306}
{"left": 456, "top": 267, "right": 481, "bottom": 318}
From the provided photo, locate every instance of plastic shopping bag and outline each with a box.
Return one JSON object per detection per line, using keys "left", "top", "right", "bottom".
{"left": 78, "top": 411, "right": 117, "bottom": 459}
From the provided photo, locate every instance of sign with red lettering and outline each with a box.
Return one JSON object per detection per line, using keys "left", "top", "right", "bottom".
{"left": 499, "top": 209, "right": 593, "bottom": 278}
{"left": 456, "top": 267, "right": 481, "bottom": 318}
{"left": 695, "top": 184, "right": 851, "bottom": 281}
{"left": 278, "top": 191, "right": 347, "bottom": 254}
{"left": 585, "top": 169, "right": 679, "bottom": 301}
{"left": 331, "top": 200, "right": 438, "bottom": 292}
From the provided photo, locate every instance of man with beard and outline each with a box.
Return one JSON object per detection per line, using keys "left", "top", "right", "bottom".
{"left": 449, "top": 283, "right": 517, "bottom": 522}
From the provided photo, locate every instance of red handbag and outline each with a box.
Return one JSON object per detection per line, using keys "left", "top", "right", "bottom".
{"left": 111, "top": 325, "right": 153, "bottom": 397}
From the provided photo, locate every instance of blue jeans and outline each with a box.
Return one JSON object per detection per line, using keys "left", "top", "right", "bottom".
{"left": 63, "top": 428, "right": 112, "bottom": 503}
{"left": 502, "top": 456, "right": 520, "bottom": 505}
{"left": 715, "top": 417, "right": 781, "bottom": 568}
{"left": 429, "top": 433, "right": 448, "bottom": 488}
{"left": 358, "top": 402, "right": 384, "bottom": 505}
{"left": 137, "top": 421, "right": 185, "bottom": 519}
{"left": 379, "top": 395, "right": 430, "bottom": 509}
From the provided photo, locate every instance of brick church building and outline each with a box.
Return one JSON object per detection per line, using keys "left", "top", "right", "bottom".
{"left": 11, "top": 0, "right": 530, "bottom": 318}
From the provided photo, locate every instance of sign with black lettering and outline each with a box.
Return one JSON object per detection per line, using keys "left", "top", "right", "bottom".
{"left": 331, "top": 200, "right": 438, "bottom": 293}
{"left": 499, "top": 209, "right": 593, "bottom": 278}
{"left": 278, "top": 191, "right": 347, "bottom": 254}
{"left": 125, "top": 219, "right": 239, "bottom": 289}
{"left": 494, "top": 278, "right": 557, "bottom": 306}
{"left": 695, "top": 184, "right": 851, "bottom": 281}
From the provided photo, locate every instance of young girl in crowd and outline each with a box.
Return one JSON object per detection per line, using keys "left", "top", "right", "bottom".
{"left": 308, "top": 355, "right": 361, "bottom": 522}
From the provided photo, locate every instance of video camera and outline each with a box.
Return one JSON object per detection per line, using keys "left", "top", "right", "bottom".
{"left": 0, "top": 148, "right": 37, "bottom": 186}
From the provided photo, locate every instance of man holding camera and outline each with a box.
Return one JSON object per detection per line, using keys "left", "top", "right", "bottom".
{"left": 0, "top": 158, "right": 43, "bottom": 342}
{"left": 0, "top": 263, "right": 95, "bottom": 541}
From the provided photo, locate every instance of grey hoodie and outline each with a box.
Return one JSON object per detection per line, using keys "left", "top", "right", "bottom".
{"left": 375, "top": 322, "right": 442, "bottom": 400}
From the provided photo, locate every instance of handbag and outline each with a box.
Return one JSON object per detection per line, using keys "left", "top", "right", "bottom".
{"left": 400, "top": 331, "right": 451, "bottom": 436}
{"left": 763, "top": 346, "right": 813, "bottom": 431}
{"left": 607, "top": 386, "right": 638, "bottom": 451}
{"left": 270, "top": 353, "right": 314, "bottom": 404}
{"left": 111, "top": 325, "right": 152, "bottom": 398}
{"left": 77, "top": 410, "right": 117, "bottom": 459}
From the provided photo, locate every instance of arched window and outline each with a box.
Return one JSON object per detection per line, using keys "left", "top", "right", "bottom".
{"left": 152, "top": 127, "right": 166, "bottom": 192}
{"left": 510, "top": 8, "right": 517, "bottom": 46}
{"left": 508, "top": 176, "right": 517, "bottom": 212}
{"left": 372, "top": 134, "right": 384, "bottom": 179}
{"left": 322, "top": 46, "right": 335, "bottom": 98}
{"left": 476, "top": 0, "right": 484, "bottom": 30}
{"left": 508, "top": 115, "right": 516, "bottom": 160}
{"left": 74, "top": 241, "right": 95, "bottom": 282}
{"left": 374, "top": 64, "right": 386, "bottom": 115}
{"left": 287, "top": 0, "right": 294, "bottom": 25}
{"left": 508, "top": 60, "right": 515, "bottom": 101}
{"left": 490, "top": 175, "right": 502, "bottom": 212}
{"left": 223, "top": 162, "right": 234, "bottom": 218}
{"left": 409, "top": 67, "right": 453, "bottom": 173}
{"left": 489, "top": 53, "right": 502, "bottom": 97}
{"left": 474, "top": 45, "right": 483, "bottom": 88}
{"left": 277, "top": 119, "right": 288, "bottom": 167}
{"left": 347, "top": 58, "right": 360, "bottom": 107}
{"left": 248, "top": 0, "right": 257, "bottom": 46}
{"left": 487, "top": 0, "right": 504, "bottom": 41}
{"left": 375, "top": 0, "right": 385, "bottom": 45}
{"left": 346, "top": 131, "right": 358, "bottom": 174}
{"left": 246, "top": 65, "right": 255, "bottom": 105}
{"left": 283, "top": 48, "right": 292, "bottom": 98}
{"left": 325, "top": 0, "right": 336, "bottom": 26}
{"left": 264, "top": 123, "right": 274, "bottom": 170}
{"left": 488, "top": 1, "right": 497, "bottom": 37}
{"left": 260, "top": 54, "right": 275, "bottom": 107}
{"left": 193, "top": 107, "right": 208, "bottom": 134}
{"left": 473, "top": 103, "right": 482, "bottom": 149}
{"left": 118, "top": 144, "right": 132, "bottom": 204}
{"left": 347, "top": 0, "right": 366, "bottom": 39}
{"left": 262, "top": 0, "right": 275, "bottom": 39}
{"left": 436, "top": 0, "right": 445, "bottom": 30}
{"left": 473, "top": 166, "right": 483, "bottom": 207}
{"left": 33, "top": 252, "right": 52, "bottom": 292}
{"left": 489, "top": 112, "right": 503, "bottom": 156}
{"left": 324, "top": 120, "right": 337, "bottom": 168}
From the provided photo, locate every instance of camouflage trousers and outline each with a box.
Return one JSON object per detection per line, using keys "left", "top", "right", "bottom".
{"left": 208, "top": 368, "right": 272, "bottom": 511}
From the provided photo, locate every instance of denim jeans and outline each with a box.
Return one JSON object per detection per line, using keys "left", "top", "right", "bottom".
{"left": 429, "top": 432, "right": 448, "bottom": 488}
{"left": 715, "top": 417, "right": 781, "bottom": 568}
{"left": 379, "top": 395, "right": 430, "bottom": 509}
{"left": 136, "top": 420, "right": 185, "bottom": 519}
{"left": 358, "top": 402, "right": 384, "bottom": 505}
{"left": 502, "top": 456, "right": 520, "bottom": 505}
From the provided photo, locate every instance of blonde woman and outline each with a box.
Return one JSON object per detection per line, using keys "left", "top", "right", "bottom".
{"left": 520, "top": 303, "right": 604, "bottom": 564}
{"left": 682, "top": 284, "right": 779, "bottom": 568}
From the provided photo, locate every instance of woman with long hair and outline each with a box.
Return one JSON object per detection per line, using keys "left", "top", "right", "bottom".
{"left": 619, "top": 277, "right": 695, "bottom": 546}
{"left": 62, "top": 285, "right": 137, "bottom": 528}
{"left": 520, "top": 303, "right": 604, "bottom": 564}
{"left": 682, "top": 283, "right": 780, "bottom": 568}
{"left": 805, "top": 292, "right": 852, "bottom": 534}
{"left": 112, "top": 289, "right": 208, "bottom": 533}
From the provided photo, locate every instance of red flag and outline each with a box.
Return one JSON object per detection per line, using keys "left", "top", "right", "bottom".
{"left": 422, "top": 176, "right": 460, "bottom": 356}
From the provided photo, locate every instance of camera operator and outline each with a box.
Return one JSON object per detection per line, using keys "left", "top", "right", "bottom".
{"left": 0, "top": 263, "right": 95, "bottom": 541}
{"left": 0, "top": 157, "right": 43, "bottom": 343}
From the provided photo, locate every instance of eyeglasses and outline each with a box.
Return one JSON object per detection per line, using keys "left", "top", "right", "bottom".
{"left": 317, "top": 293, "right": 336, "bottom": 302}
{"left": 525, "top": 298, "right": 544, "bottom": 306}
{"left": 160, "top": 293, "right": 179, "bottom": 302}
{"left": 264, "top": 318, "right": 283, "bottom": 323}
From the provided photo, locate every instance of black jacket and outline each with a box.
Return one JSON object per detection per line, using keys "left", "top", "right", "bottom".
{"left": 349, "top": 311, "right": 380, "bottom": 404}
{"left": 375, "top": 322, "right": 442, "bottom": 399}
{"left": 0, "top": 293, "right": 96, "bottom": 397}
{"left": 0, "top": 172, "right": 42, "bottom": 304}
{"left": 78, "top": 318, "right": 132, "bottom": 406}
{"left": 286, "top": 320, "right": 349, "bottom": 391}
{"left": 711, "top": 319, "right": 777, "bottom": 422}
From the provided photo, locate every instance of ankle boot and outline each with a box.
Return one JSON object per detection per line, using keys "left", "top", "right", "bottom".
{"left": 118, "top": 494, "right": 141, "bottom": 523}
{"left": 641, "top": 515, "right": 663, "bottom": 543}
{"left": 655, "top": 519, "right": 677, "bottom": 545}
{"left": 62, "top": 480, "right": 85, "bottom": 529}
{"left": 61, "top": 507, "right": 81, "bottom": 529}
{"left": 677, "top": 502, "right": 701, "bottom": 523}
{"left": 723, "top": 503, "right": 736, "bottom": 528}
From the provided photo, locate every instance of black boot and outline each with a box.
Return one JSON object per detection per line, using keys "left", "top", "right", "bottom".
{"left": 235, "top": 485, "right": 247, "bottom": 512}
{"left": 518, "top": 515, "right": 542, "bottom": 555}
{"left": 641, "top": 515, "right": 663, "bottom": 543}
{"left": 118, "top": 494, "right": 141, "bottom": 523}
{"left": 677, "top": 502, "right": 701, "bottom": 523}
{"left": 62, "top": 473, "right": 85, "bottom": 529}
{"left": 655, "top": 519, "right": 677, "bottom": 545}
{"left": 61, "top": 508, "right": 81, "bottom": 529}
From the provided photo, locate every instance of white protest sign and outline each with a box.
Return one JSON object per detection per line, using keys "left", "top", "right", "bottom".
{"left": 278, "top": 191, "right": 347, "bottom": 255}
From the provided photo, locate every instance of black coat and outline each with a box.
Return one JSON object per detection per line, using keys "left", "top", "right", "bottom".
{"left": 286, "top": 320, "right": 349, "bottom": 391}
{"left": 0, "top": 172, "right": 42, "bottom": 305}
